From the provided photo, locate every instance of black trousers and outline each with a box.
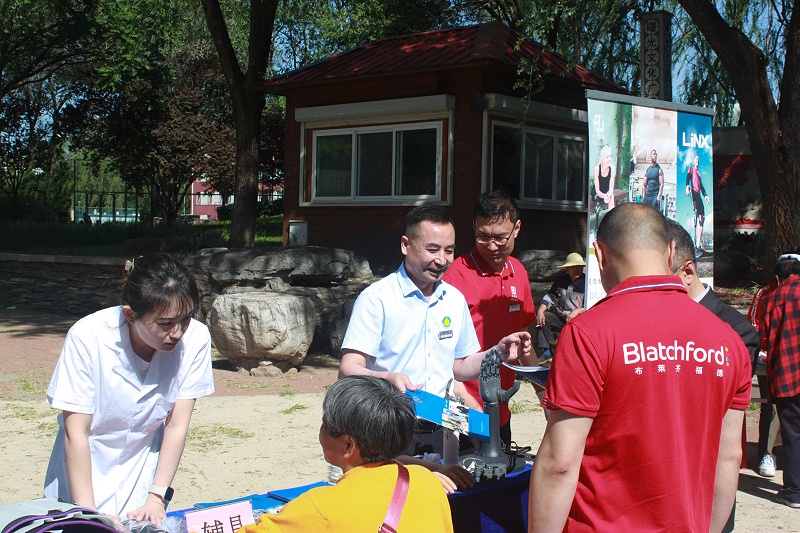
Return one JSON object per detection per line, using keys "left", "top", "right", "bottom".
{"left": 537, "top": 311, "right": 565, "bottom": 350}
{"left": 776, "top": 393, "right": 800, "bottom": 502}
{"left": 757, "top": 373, "right": 777, "bottom": 458}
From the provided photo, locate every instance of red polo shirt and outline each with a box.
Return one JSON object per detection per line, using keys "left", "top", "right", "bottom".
{"left": 545, "top": 275, "right": 752, "bottom": 532}
{"left": 443, "top": 250, "right": 536, "bottom": 426}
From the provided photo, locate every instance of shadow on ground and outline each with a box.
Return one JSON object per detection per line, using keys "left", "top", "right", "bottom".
{"left": 0, "top": 310, "right": 76, "bottom": 338}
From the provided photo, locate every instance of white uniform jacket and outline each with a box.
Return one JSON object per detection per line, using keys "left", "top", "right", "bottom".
{"left": 43, "top": 306, "right": 215, "bottom": 516}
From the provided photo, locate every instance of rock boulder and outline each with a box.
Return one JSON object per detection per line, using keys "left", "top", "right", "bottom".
{"left": 517, "top": 250, "right": 572, "bottom": 281}
{"left": 208, "top": 292, "right": 317, "bottom": 372}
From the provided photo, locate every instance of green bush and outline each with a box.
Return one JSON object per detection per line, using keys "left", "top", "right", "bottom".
{"left": 217, "top": 199, "right": 282, "bottom": 221}
{"left": 0, "top": 215, "right": 283, "bottom": 255}
{"left": 216, "top": 204, "right": 234, "bottom": 221}
{"left": 259, "top": 198, "right": 283, "bottom": 217}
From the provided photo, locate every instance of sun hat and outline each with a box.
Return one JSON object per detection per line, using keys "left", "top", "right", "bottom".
{"left": 558, "top": 253, "right": 586, "bottom": 269}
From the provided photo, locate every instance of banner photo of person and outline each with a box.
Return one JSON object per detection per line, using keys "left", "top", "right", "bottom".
{"left": 584, "top": 91, "right": 714, "bottom": 308}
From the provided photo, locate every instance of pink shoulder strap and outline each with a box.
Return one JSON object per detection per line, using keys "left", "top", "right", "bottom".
{"left": 378, "top": 463, "right": 410, "bottom": 533}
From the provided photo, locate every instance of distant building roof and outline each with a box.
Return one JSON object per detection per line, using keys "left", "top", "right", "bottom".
{"left": 261, "top": 22, "right": 625, "bottom": 94}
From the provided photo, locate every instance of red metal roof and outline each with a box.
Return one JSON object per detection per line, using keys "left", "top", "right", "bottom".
{"left": 260, "top": 22, "right": 625, "bottom": 93}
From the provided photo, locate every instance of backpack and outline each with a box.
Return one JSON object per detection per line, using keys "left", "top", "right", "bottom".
{"left": 0, "top": 498, "right": 118, "bottom": 533}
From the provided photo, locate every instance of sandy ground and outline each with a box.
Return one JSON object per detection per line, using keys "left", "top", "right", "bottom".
{"left": 0, "top": 310, "right": 797, "bottom": 531}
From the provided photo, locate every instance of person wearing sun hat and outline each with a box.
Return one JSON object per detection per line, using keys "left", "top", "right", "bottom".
{"left": 534, "top": 252, "right": 586, "bottom": 363}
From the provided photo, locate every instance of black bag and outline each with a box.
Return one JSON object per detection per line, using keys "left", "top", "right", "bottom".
{"left": 0, "top": 498, "right": 118, "bottom": 533}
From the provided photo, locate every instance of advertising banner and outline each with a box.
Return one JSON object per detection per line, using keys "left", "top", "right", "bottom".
{"left": 585, "top": 91, "right": 714, "bottom": 308}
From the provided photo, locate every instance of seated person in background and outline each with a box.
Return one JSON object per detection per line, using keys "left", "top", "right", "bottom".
{"left": 535, "top": 253, "right": 586, "bottom": 363}
{"left": 239, "top": 376, "right": 454, "bottom": 533}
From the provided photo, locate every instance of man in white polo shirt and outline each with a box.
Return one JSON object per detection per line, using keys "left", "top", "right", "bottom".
{"left": 339, "top": 203, "right": 531, "bottom": 490}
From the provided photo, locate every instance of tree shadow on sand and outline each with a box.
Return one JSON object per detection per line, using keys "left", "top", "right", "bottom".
{"left": 0, "top": 310, "right": 77, "bottom": 338}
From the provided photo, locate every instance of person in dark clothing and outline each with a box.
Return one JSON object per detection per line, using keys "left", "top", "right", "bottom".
{"left": 669, "top": 219, "right": 759, "bottom": 531}
{"left": 535, "top": 253, "right": 586, "bottom": 363}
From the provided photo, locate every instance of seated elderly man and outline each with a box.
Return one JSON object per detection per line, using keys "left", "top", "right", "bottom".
{"left": 535, "top": 252, "right": 586, "bottom": 363}
{"left": 239, "top": 376, "right": 454, "bottom": 533}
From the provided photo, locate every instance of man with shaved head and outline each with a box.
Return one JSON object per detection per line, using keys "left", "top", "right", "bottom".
{"left": 528, "top": 203, "right": 752, "bottom": 533}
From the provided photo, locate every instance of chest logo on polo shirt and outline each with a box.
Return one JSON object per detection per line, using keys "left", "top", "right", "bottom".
{"left": 439, "top": 316, "right": 453, "bottom": 340}
{"left": 510, "top": 286, "right": 518, "bottom": 301}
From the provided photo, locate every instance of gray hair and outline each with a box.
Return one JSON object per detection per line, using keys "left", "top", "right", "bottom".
{"left": 323, "top": 376, "right": 417, "bottom": 463}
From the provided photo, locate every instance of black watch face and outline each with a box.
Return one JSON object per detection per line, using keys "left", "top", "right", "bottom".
{"left": 164, "top": 487, "right": 174, "bottom": 502}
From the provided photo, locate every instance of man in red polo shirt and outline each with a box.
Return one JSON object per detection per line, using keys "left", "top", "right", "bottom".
{"left": 443, "top": 190, "right": 536, "bottom": 447}
{"left": 529, "top": 203, "right": 751, "bottom": 532}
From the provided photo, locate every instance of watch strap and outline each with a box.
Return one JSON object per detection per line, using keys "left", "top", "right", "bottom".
{"left": 148, "top": 484, "right": 173, "bottom": 501}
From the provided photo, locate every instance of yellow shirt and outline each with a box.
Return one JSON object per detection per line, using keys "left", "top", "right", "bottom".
{"left": 239, "top": 462, "right": 453, "bottom": 533}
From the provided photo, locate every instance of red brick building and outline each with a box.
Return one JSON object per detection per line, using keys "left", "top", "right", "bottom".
{"left": 262, "top": 22, "right": 625, "bottom": 268}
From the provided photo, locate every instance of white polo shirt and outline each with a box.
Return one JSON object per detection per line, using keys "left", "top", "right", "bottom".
{"left": 342, "top": 263, "right": 480, "bottom": 396}
{"left": 44, "top": 306, "right": 215, "bottom": 516}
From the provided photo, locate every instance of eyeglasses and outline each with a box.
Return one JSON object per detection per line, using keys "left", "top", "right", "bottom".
{"left": 673, "top": 260, "right": 693, "bottom": 275}
{"left": 475, "top": 231, "right": 513, "bottom": 246}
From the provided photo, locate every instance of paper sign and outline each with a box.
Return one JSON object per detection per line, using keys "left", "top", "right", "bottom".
{"left": 185, "top": 501, "right": 255, "bottom": 533}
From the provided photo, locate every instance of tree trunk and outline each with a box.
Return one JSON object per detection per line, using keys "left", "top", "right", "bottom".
{"left": 229, "top": 90, "right": 263, "bottom": 247}
{"left": 678, "top": 1, "right": 800, "bottom": 276}
{"left": 200, "top": 0, "right": 279, "bottom": 248}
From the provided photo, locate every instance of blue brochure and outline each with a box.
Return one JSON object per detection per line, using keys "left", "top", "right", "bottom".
{"left": 268, "top": 481, "right": 332, "bottom": 502}
{"left": 406, "top": 388, "right": 490, "bottom": 440}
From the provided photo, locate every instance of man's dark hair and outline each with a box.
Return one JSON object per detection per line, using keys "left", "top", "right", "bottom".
{"left": 473, "top": 189, "right": 519, "bottom": 224}
{"left": 405, "top": 203, "right": 453, "bottom": 239}
{"left": 323, "top": 376, "right": 417, "bottom": 463}
{"left": 775, "top": 252, "right": 800, "bottom": 280}
{"left": 596, "top": 202, "right": 670, "bottom": 259}
{"left": 666, "top": 219, "right": 696, "bottom": 273}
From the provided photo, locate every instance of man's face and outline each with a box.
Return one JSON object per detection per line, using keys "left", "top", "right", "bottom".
{"left": 318, "top": 418, "right": 347, "bottom": 468}
{"left": 473, "top": 216, "right": 520, "bottom": 271}
{"left": 694, "top": 155, "right": 700, "bottom": 168}
{"left": 650, "top": 150, "right": 658, "bottom": 164}
{"left": 401, "top": 220, "right": 456, "bottom": 289}
{"left": 566, "top": 265, "right": 584, "bottom": 281}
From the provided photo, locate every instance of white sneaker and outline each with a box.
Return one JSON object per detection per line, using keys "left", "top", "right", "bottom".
{"left": 759, "top": 453, "right": 777, "bottom": 477}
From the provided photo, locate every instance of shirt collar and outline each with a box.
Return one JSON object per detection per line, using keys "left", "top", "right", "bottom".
{"left": 467, "top": 249, "right": 512, "bottom": 277}
{"left": 397, "top": 262, "right": 445, "bottom": 300}
{"left": 694, "top": 283, "right": 711, "bottom": 303}
{"left": 599, "top": 275, "right": 687, "bottom": 304}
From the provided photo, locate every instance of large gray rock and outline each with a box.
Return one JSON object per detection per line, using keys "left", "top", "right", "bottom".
{"left": 208, "top": 292, "right": 316, "bottom": 371}
{"left": 183, "top": 246, "right": 374, "bottom": 360}
{"left": 517, "top": 250, "right": 571, "bottom": 281}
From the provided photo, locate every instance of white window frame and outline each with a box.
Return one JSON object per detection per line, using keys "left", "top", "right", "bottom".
{"left": 311, "top": 122, "right": 443, "bottom": 202}
{"left": 491, "top": 122, "right": 587, "bottom": 210}
{"left": 296, "top": 95, "right": 454, "bottom": 206}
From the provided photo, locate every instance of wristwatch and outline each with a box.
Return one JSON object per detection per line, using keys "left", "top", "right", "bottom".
{"left": 148, "top": 484, "right": 174, "bottom": 504}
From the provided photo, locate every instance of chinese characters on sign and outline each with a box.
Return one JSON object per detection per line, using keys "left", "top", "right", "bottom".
{"left": 186, "top": 501, "right": 256, "bottom": 533}
{"left": 640, "top": 11, "right": 673, "bottom": 101}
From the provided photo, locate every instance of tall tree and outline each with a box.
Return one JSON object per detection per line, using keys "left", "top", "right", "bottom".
{"left": 453, "top": 0, "right": 642, "bottom": 91}
{"left": 678, "top": 0, "right": 798, "bottom": 271}
{"left": 0, "top": 0, "right": 100, "bottom": 101}
{"left": 200, "top": 0, "right": 280, "bottom": 248}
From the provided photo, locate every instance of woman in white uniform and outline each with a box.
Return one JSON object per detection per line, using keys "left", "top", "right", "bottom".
{"left": 44, "top": 253, "right": 215, "bottom": 525}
